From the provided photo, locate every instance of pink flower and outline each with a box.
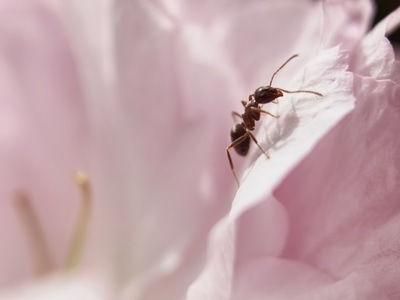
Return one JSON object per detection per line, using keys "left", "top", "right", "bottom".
{"left": 1, "top": 0, "right": 399, "bottom": 300}
{"left": 188, "top": 3, "right": 400, "bottom": 300}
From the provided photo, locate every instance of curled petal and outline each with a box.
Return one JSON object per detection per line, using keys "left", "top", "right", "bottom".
{"left": 322, "top": 0, "right": 374, "bottom": 50}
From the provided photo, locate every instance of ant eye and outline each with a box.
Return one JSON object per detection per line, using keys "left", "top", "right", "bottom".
{"left": 254, "top": 86, "right": 283, "bottom": 104}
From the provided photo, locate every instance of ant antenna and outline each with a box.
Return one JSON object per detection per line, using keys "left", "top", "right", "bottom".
{"left": 269, "top": 54, "right": 323, "bottom": 97}
{"left": 278, "top": 88, "right": 323, "bottom": 97}
{"left": 269, "top": 54, "right": 299, "bottom": 86}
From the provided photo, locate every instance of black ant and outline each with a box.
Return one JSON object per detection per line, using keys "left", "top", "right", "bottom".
{"left": 226, "top": 54, "right": 323, "bottom": 186}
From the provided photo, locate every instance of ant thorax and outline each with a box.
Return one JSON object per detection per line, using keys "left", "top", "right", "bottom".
{"left": 245, "top": 97, "right": 257, "bottom": 108}
{"left": 242, "top": 99, "right": 261, "bottom": 131}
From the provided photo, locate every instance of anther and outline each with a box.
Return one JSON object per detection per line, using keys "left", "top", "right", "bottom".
{"left": 65, "top": 171, "right": 92, "bottom": 270}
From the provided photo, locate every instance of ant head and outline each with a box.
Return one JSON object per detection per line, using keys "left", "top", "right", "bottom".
{"left": 253, "top": 86, "right": 283, "bottom": 104}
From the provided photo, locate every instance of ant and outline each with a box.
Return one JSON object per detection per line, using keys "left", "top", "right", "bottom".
{"left": 226, "top": 54, "right": 323, "bottom": 186}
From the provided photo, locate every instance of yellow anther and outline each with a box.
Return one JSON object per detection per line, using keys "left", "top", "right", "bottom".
{"left": 74, "top": 171, "right": 88, "bottom": 185}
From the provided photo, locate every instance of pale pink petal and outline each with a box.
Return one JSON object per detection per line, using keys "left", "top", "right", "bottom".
{"left": 109, "top": 1, "right": 236, "bottom": 296}
{"left": 321, "top": 0, "right": 374, "bottom": 50}
{"left": 0, "top": 0, "right": 236, "bottom": 297}
{"left": 59, "top": 0, "right": 238, "bottom": 297}
{"left": 188, "top": 48, "right": 355, "bottom": 299}
{"left": 188, "top": 195, "right": 288, "bottom": 299}
{"left": 0, "top": 274, "right": 111, "bottom": 300}
{"left": 109, "top": 1, "right": 354, "bottom": 296}
{"left": 383, "top": 5, "right": 400, "bottom": 36}
{"left": 274, "top": 79, "right": 400, "bottom": 298}
{"left": 187, "top": 217, "right": 236, "bottom": 300}
{"left": 273, "top": 15, "right": 400, "bottom": 290}
{"left": 232, "top": 258, "right": 387, "bottom": 300}
{"left": 349, "top": 6, "right": 400, "bottom": 82}
{"left": 212, "top": 0, "right": 323, "bottom": 89}
{"left": 272, "top": 9, "right": 400, "bottom": 300}
{"left": 187, "top": 3, "right": 400, "bottom": 300}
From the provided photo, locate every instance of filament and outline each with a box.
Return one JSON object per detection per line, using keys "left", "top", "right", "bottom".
{"left": 65, "top": 171, "right": 92, "bottom": 270}
{"left": 15, "top": 192, "right": 53, "bottom": 275}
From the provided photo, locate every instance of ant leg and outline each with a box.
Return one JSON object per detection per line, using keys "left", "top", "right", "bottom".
{"left": 226, "top": 134, "right": 250, "bottom": 187}
{"left": 231, "top": 111, "right": 242, "bottom": 122}
{"left": 226, "top": 149, "right": 240, "bottom": 187}
{"left": 250, "top": 107, "right": 279, "bottom": 118}
{"left": 241, "top": 100, "right": 247, "bottom": 107}
{"left": 246, "top": 130, "right": 270, "bottom": 159}
{"left": 278, "top": 88, "right": 323, "bottom": 97}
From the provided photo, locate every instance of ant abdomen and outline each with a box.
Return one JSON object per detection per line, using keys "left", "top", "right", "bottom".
{"left": 230, "top": 124, "right": 250, "bottom": 156}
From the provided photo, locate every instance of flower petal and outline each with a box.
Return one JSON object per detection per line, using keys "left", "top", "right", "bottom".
{"left": 321, "top": 0, "right": 374, "bottom": 50}
{"left": 188, "top": 47, "right": 356, "bottom": 300}
{"left": 349, "top": 6, "right": 400, "bottom": 82}
{"left": 231, "top": 258, "right": 388, "bottom": 300}
{"left": 0, "top": 274, "right": 110, "bottom": 300}
{"left": 274, "top": 78, "right": 400, "bottom": 299}
{"left": 66, "top": 0, "right": 240, "bottom": 296}
{"left": 212, "top": 0, "right": 323, "bottom": 90}
{"left": 273, "top": 11, "right": 400, "bottom": 298}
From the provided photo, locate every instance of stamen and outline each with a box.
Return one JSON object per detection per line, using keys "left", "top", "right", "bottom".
{"left": 65, "top": 171, "right": 92, "bottom": 270}
{"left": 14, "top": 192, "right": 53, "bottom": 275}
